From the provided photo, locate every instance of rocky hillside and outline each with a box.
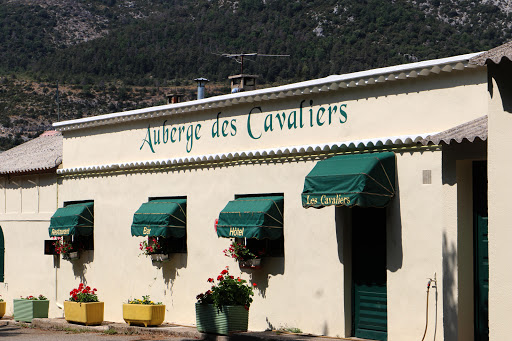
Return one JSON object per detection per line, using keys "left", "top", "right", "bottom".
{"left": 0, "top": 0, "right": 510, "bottom": 150}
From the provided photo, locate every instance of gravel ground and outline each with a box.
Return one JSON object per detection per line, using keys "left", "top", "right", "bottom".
{"left": 0, "top": 324, "right": 200, "bottom": 340}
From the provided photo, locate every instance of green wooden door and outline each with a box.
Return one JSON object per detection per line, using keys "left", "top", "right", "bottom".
{"left": 352, "top": 208, "right": 387, "bottom": 341}
{"left": 473, "top": 161, "right": 488, "bottom": 340}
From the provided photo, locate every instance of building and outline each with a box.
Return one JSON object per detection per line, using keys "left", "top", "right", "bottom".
{"left": 2, "top": 42, "right": 512, "bottom": 340}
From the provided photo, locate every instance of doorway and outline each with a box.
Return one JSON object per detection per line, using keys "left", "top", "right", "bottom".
{"left": 473, "top": 161, "right": 488, "bottom": 340}
{"left": 352, "top": 207, "right": 387, "bottom": 341}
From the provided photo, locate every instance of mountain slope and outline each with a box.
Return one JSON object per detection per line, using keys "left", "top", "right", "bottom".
{"left": 0, "top": 0, "right": 510, "bottom": 149}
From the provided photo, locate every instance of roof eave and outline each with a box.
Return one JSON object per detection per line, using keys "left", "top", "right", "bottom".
{"left": 54, "top": 52, "right": 484, "bottom": 132}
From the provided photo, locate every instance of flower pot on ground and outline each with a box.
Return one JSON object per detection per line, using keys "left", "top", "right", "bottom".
{"left": 64, "top": 283, "right": 103, "bottom": 326}
{"left": 64, "top": 301, "right": 104, "bottom": 326}
{"left": 13, "top": 295, "right": 49, "bottom": 322}
{"left": 0, "top": 296, "right": 5, "bottom": 318}
{"left": 195, "top": 303, "right": 249, "bottom": 335}
{"left": 195, "top": 267, "right": 255, "bottom": 335}
{"left": 123, "top": 295, "right": 165, "bottom": 327}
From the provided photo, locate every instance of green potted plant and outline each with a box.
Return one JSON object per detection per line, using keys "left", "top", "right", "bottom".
{"left": 195, "top": 267, "right": 255, "bottom": 335}
{"left": 139, "top": 237, "right": 168, "bottom": 262}
{"left": 223, "top": 241, "right": 261, "bottom": 269}
{"left": 13, "top": 295, "right": 49, "bottom": 322}
{"left": 64, "top": 283, "right": 103, "bottom": 326}
{"left": 123, "top": 295, "right": 165, "bottom": 327}
{"left": 52, "top": 237, "right": 78, "bottom": 260}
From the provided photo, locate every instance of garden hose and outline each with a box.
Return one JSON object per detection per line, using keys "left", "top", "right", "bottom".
{"left": 421, "top": 279, "right": 431, "bottom": 341}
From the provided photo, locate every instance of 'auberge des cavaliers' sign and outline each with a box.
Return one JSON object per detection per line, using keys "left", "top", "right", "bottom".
{"left": 139, "top": 99, "right": 348, "bottom": 154}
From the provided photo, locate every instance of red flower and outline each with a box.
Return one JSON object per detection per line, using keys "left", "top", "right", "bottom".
{"left": 217, "top": 275, "right": 223, "bottom": 281}
{"left": 253, "top": 283, "right": 257, "bottom": 287}
{"left": 221, "top": 269, "right": 228, "bottom": 275}
{"left": 229, "top": 276, "right": 234, "bottom": 279}
{"left": 207, "top": 278, "right": 214, "bottom": 283}
{"left": 237, "top": 278, "right": 241, "bottom": 282}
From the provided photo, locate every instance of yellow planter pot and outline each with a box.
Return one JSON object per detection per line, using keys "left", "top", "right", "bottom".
{"left": 64, "top": 301, "right": 104, "bottom": 326}
{"left": 123, "top": 304, "right": 165, "bottom": 327}
{"left": 0, "top": 301, "right": 5, "bottom": 318}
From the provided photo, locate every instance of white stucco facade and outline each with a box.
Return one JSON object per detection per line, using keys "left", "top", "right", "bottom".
{"left": 0, "top": 51, "right": 499, "bottom": 340}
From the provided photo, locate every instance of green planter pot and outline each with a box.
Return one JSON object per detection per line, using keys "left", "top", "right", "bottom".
{"left": 195, "top": 303, "right": 249, "bottom": 335}
{"left": 13, "top": 299, "right": 49, "bottom": 322}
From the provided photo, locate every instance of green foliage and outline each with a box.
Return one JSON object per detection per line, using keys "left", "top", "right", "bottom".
{"left": 128, "top": 295, "right": 163, "bottom": 305}
{"left": 69, "top": 283, "right": 99, "bottom": 303}
{"left": 21, "top": 295, "right": 47, "bottom": 300}
{"left": 0, "top": 0, "right": 510, "bottom": 148}
{"left": 196, "top": 267, "right": 255, "bottom": 308}
{"left": 223, "top": 241, "right": 258, "bottom": 261}
{"left": 0, "top": 0, "right": 510, "bottom": 87}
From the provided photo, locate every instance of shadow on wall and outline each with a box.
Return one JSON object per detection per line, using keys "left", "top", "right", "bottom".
{"left": 387, "top": 176, "right": 403, "bottom": 273}
{"left": 249, "top": 257, "right": 285, "bottom": 299}
{"left": 443, "top": 232, "right": 457, "bottom": 341}
{"left": 160, "top": 253, "right": 188, "bottom": 292}
{"left": 70, "top": 250, "right": 94, "bottom": 283}
{"left": 488, "top": 58, "right": 512, "bottom": 113}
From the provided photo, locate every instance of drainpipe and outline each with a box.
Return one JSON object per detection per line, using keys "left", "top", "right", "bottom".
{"left": 194, "top": 78, "right": 209, "bottom": 100}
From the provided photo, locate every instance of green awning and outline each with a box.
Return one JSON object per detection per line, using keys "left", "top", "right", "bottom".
{"left": 131, "top": 198, "right": 186, "bottom": 238}
{"left": 48, "top": 202, "right": 94, "bottom": 237}
{"left": 302, "top": 152, "right": 396, "bottom": 208}
{"left": 217, "top": 196, "right": 283, "bottom": 240}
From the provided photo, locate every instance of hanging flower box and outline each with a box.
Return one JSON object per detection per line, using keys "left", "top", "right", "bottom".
{"left": 62, "top": 251, "right": 79, "bottom": 260}
{"left": 239, "top": 258, "right": 262, "bottom": 269}
{"left": 13, "top": 296, "right": 49, "bottom": 322}
{"left": 150, "top": 253, "right": 169, "bottom": 262}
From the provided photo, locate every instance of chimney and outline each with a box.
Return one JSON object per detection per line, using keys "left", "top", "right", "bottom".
{"left": 194, "top": 78, "right": 209, "bottom": 100}
{"left": 229, "top": 74, "right": 258, "bottom": 93}
{"left": 166, "top": 93, "right": 183, "bottom": 104}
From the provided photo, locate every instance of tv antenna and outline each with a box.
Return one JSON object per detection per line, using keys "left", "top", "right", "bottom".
{"left": 220, "top": 53, "right": 289, "bottom": 74}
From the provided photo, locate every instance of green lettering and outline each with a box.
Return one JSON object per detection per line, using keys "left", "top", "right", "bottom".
{"left": 299, "top": 100, "right": 305, "bottom": 128}
{"left": 140, "top": 125, "right": 155, "bottom": 153}
{"left": 162, "top": 120, "right": 169, "bottom": 143}
{"left": 264, "top": 113, "right": 273, "bottom": 132}
{"left": 230, "top": 119, "right": 237, "bottom": 136}
{"left": 276, "top": 112, "right": 285, "bottom": 130}
{"left": 316, "top": 107, "right": 325, "bottom": 126}
{"left": 339, "top": 104, "right": 348, "bottom": 123}
{"left": 195, "top": 124, "right": 202, "bottom": 140}
{"left": 170, "top": 127, "right": 177, "bottom": 142}
{"left": 179, "top": 126, "right": 185, "bottom": 141}
{"left": 328, "top": 105, "right": 337, "bottom": 124}
{"left": 309, "top": 100, "right": 314, "bottom": 127}
{"left": 222, "top": 120, "right": 229, "bottom": 137}
{"left": 212, "top": 112, "right": 221, "bottom": 138}
{"left": 153, "top": 129, "right": 160, "bottom": 145}
{"left": 288, "top": 110, "right": 297, "bottom": 129}
{"left": 247, "top": 107, "right": 262, "bottom": 140}
{"left": 186, "top": 125, "right": 194, "bottom": 153}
